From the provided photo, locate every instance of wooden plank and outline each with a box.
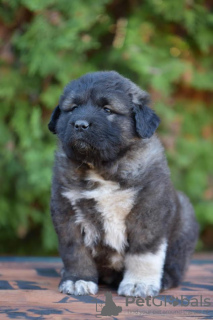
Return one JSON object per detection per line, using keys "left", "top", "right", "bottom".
{"left": 0, "top": 254, "right": 213, "bottom": 319}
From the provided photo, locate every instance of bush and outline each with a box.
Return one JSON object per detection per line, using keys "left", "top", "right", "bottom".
{"left": 0, "top": 0, "right": 212, "bottom": 254}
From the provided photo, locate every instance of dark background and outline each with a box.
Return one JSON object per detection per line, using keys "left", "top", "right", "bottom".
{"left": 0, "top": 0, "right": 212, "bottom": 255}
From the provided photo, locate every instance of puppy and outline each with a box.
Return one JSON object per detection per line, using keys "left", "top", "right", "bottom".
{"left": 48, "top": 71, "right": 199, "bottom": 297}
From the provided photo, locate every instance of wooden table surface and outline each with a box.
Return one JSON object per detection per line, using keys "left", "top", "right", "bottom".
{"left": 0, "top": 254, "right": 213, "bottom": 320}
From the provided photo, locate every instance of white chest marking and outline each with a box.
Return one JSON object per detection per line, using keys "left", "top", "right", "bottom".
{"left": 62, "top": 171, "right": 137, "bottom": 253}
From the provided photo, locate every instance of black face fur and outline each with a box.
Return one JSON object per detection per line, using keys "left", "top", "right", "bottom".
{"left": 48, "top": 71, "right": 160, "bottom": 164}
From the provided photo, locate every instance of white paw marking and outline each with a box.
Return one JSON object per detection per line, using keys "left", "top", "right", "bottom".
{"left": 59, "top": 280, "right": 74, "bottom": 295}
{"left": 118, "top": 240, "right": 167, "bottom": 297}
{"left": 118, "top": 281, "right": 160, "bottom": 297}
{"left": 59, "top": 280, "right": 98, "bottom": 295}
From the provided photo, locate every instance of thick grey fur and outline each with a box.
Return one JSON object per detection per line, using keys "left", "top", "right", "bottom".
{"left": 48, "top": 71, "right": 199, "bottom": 296}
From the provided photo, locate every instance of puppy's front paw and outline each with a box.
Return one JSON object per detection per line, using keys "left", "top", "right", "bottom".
{"left": 118, "top": 280, "right": 159, "bottom": 298}
{"left": 59, "top": 280, "right": 98, "bottom": 295}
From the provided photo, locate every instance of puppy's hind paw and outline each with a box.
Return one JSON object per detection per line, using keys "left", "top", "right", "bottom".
{"left": 59, "top": 280, "right": 98, "bottom": 296}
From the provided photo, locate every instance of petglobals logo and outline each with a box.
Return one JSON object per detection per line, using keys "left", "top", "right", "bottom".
{"left": 94, "top": 293, "right": 211, "bottom": 318}
{"left": 125, "top": 295, "right": 211, "bottom": 307}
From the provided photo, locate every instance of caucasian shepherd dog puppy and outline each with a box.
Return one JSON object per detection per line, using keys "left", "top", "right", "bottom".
{"left": 48, "top": 71, "right": 198, "bottom": 298}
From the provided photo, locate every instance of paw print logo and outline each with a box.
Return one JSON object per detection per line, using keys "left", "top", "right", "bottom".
{"left": 172, "top": 298, "right": 179, "bottom": 307}
{"left": 95, "top": 292, "right": 122, "bottom": 317}
{"left": 168, "top": 296, "right": 179, "bottom": 307}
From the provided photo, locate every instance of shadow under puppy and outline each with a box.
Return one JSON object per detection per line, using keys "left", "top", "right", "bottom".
{"left": 48, "top": 71, "right": 199, "bottom": 297}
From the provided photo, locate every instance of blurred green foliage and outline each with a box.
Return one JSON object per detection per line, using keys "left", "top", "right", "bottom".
{"left": 0, "top": 0, "right": 212, "bottom": 254}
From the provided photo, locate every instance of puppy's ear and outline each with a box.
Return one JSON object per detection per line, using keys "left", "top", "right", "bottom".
{"left": 133, "top": 104, "right": 160, "bottom": 138}
{"left": 48, "top": 105, "right": 61, "bottom": 134}
{"left": 129, "top": 83, "right": 160, "bottom": 138}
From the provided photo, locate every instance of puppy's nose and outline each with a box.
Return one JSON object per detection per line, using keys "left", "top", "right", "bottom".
{"left": 74, "top": 120, "right": 89, "bottom": 130}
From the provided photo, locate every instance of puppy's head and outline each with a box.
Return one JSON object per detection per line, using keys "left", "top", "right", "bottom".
{"left": 48, "top": 71, "right": 160, "bottom": 164}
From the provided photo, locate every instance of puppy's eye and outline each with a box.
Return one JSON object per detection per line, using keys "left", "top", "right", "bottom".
{"left": 103, "top": 107, "right": 112, "bottom": 114}
{"left": 70, "top": 105, "right": 78, "bottom": 112}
